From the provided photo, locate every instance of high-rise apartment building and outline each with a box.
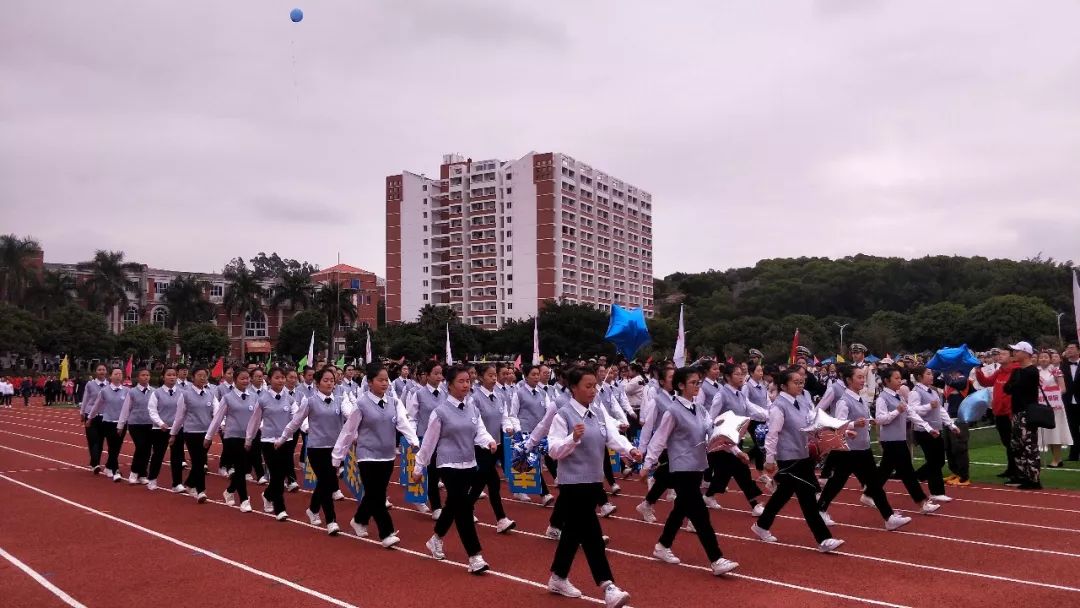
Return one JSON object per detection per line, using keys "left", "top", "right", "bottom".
{"left": 386, "top": 152, "right": 654, "bottom": 329}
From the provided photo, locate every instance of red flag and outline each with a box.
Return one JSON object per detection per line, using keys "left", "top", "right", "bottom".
{"left": 645, "top": 356, "right": 653, "bottom": 367}
{"left": 124, "top": 355, "right": 133, "bottom": 381}
{"left": 513, "top": 354, "right": 522, "bottom": 370}
{"left": 788, "top": 328, "right": 800, "bottom": 365}
{"left": 430, "top": 354, "right": 437, "bottom": 361}
{"left": 398, "top": 356, "right": 406, "bottom": 365}
{"left": 726, "top": 356, "right": 735, "bottom": 364}
{"left": 813, "top": 356, "right": 820, "bottom": 366}
{"left": 210, "top": 357, "right": 224, "bottom": 379}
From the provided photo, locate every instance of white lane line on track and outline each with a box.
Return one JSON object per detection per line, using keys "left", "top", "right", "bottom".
{"left": 0, "top": 445, "right": 608, "bottom": 607}
{"left": 0, "top": 545, "right": 88, "bottom": 608}
{"left": 0, "top": 474, "right": 361, "bottom": 608}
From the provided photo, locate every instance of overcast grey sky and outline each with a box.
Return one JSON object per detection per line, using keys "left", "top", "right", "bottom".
{"left": 3, "top": 1, "right": 1078, "bottom": 278}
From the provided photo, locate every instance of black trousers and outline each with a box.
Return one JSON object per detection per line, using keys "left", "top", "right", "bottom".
{"left": 247, "top": 431, "right": 265, "bottom": 479}
{"left": 944, "top": 421, "right": 970, "bottom": 481}
{"left": 706, "top": 450, "right": 762, "bottom": 504}
{"left": 307, "top": 447, "right": 338, "bottom": 523}
{"left": 758, "top": 458, "right": 831, "bottom": 543}
{"left": 218, "top": 430, "right": 231, "bottom": 472}
{"left": 148, "top": 428, "right": 184, "bottom": 486}
{"left": 182, "top": 433, "right": 208, "bottom": 492}
{"left": 645, "top": 455, "right": 672, "bottom": 505}
{"left": 914, "top": 431, "right": 946, "bottom": 495}
{"left": 426, "top": 447, "right": 443, "bottom": 511}
{"left": 818, "top": 449, "right": 893, "bottom": 519}
{"left": 354, "top": 460, "right": 395, "bottom": 539}
{"left": 995, "top": 414, "right": 1017, "bottom": 474}
{"left": 659, "top": 471, "right": 722, "bottom": 562}
{"left": 602, "top": 449, "right": 616, "bottom": 486}
{"left": 101, "top": 421, "right": 126, "bottom": 474}
{"left": 1066, "top": 403, "right": 1080, "bottom": 461}
{"left": 877, "top": 440, "right": 927, "bottom": 504}
{"left": 550, "top": 483, "right": 614, "bottom": 585}
{"left": 541, "top": 454, "right": 557, "bottom": 496}
{"left": 83, "top": 415, "right": 104, "bottom": 468}
{"left": 434, "top": 467, "right": 482, "bottom": 556}
{"left": 285, "top": 430, "right": 300, "bottom": 483}
{"left": 260, "top": 442, "right": 290, "bottom": 514}
{"left": 747, "top": 421, "right": 765, "bottom": 470}
{"left": 127, "top": 424, "right": 152, "bottom": 478}
{"left": 469, "top": 447, "right": 506, "bottom": 521}
{"left": 221, "top": 438, "right": 249, "bottom": 501}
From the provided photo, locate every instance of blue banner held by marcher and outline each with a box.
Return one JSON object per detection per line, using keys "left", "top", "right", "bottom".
{"left": 503, "top": 433, "right": 543, "bottom": 495}
{"left": 301, "top": 445, "right": 317, "bottom": 491}
{"left": 399, "top": 436, "right": 427, "bottom": 504}
{"left": 341, "top": 445, "right": 364, "bottom": 501}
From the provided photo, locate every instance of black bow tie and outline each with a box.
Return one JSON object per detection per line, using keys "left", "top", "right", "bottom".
{"left": 141, "top": 387, "right": 148, "bottom": 393}
{"left": 432, "top": 389, "right": 440, "bottom": 398}
{"left": 98, "top": 383, "right": 105, "bottom": 387}
{"left": 690, "top": 402, "right": 697, "bottom": 415}
{"left": 735, "top": 390, "right": 741, "bottom": 397}
{"left": 489, "top": 394, "right": 496, "bottom": 402}
{"left": 112, "top": 387, "right": 120, "bottom": 392}
{"left": 378, "top": 399, "right": 385, "bottom": 409}
{"left": 585, "top": 410, "right": 593, "bottom": 419}
{"left": 168, "top": 389, "right": 174, "bottom": 396}
{"left": 599, "top": 387, "right": 605, "bottom": 393}
{"left": 324, "top": 397, "right": 332, "bottom": 404}
{"left": 241, "top": 393, "right": 248, "bottom": 400}
{"left": 457, "top": 402, "right": 464, "bottom": 410}
{"left": 792, "top": 398, "right": 801, "bottom": 410}
{"left": 288, "top": 390, "right": 294, "bottom": 396}
{"left": 531, "top": 389, "right": 537, "bottom": 396}
{"left": 275, "top": 394, "right": 281, "bottom": 400}
{"left": 859, "top": 397, "right": 865, "bottom": 403}
{"left": 198, "top": 390, "right": 204, "bottom": 396}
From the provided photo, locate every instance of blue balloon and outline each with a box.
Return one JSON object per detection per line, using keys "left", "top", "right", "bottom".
{"left": 958, "top": 388, "right": 992, "bottom": 423}
{"left": 926, "top": 344, "right": 980, "bottom": 374}
{"left": 290, "top": 8, "right": 303, "bottom": 22}
{"left": 604, "top": 305, "right": 652, "bottom": 358}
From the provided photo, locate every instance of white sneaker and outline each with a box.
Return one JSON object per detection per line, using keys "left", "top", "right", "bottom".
{"left": 385, "top": 499, "right": 393, "bottom": 509}
{"left": 239, "top": 500, "right": 252, "bottom": 513}
{"left": 819, "top": 538, "right": 845, "bottom": 553}
{"left": 257, "top": 475, "right": 269, "bottom": 485}
{"left": 426, "top": 534, "right": 445, "bottom": 559}
{"left": 431, "top": 508, "right": 443, "bottom": 521}
{"left": 305, "top": 508, "right": 322, "bottom": 526}
{"left": 547, "top": 574, "right": 582, "bottom": 598}
{"left": 682, "top": 520, "right": 696, "bottom": 533}
{"left": 541, "top": 493, "right": 555, "bottom": 506}
{"left": 381, "top": 534, "right": 400, "bottom": 548}
{"left": 350, "top": 520, "right": 369, "bottom": 538}
{"left": 599, "top": 503, "right": 617, "bottom": 518}
{"left": 636, "top": 501, "right": 656, "bottom": 523}
{"left": 703, "top": 496, "right": 721, "bottom": 510}
{"left": 112, "top": 473, "right": 122, "bottom": 483}
{"left": 245, "top": 473, "right": 254, "bottom": 482}
{"left": 332, "top": 490, "right": 345, "bottom": 501}
{"left": 182, "top": 461, "right": 190, "bottom": 469}
{"left": 472, "top": 515, "right": 479, "bottom": 523}
{"left": 146, "top": 480, "right": 158, "bottom": 491}
{"left": 438, "top": 480, "right": 445, "bottom": 489}
{"left": 610, "top": 483, "right": 622, "bottom": 495}
{"left": 196, "top": 492, "right": 207, "bottom": 503}
{"left": 416, "top": 503, "right": 432, "bottom": 514}
{"left": 496, "top": 518, "right": 516, "bottom": 533}
{"left": 653, "top": 543, "right": 680, "bottom": 564}
{"left": 138, "top": 476, "right": 149, "bottom": 485}
{"left": 885, "top": 513, "right": 912, "bottom": 531}
{"left": 711, "top": 557, "right": 739, "bottom": 575}
{"left": 104, "top": 468, "right": 114, "bottom": 478}
{"left": 92, "top": 465, "right": 103, "bottom": 475}
{"left": 467, "top": 554, "right": 489, "bottom": 575}
{"left": 860, "top": 494, "right": 876, "bottom": 507}
{"left": 222, "top": 490, "right": 236, "bottom": 506}
{"left": 327, "top": 522, "right": 340, "bottom": 536}
{"left": 751, "top": 503, "right": 765, "bottom": 517}
{"left": 664, "top": 489, "right": 677, "bottom": 502}
{"left": 602, "top": 582, "right": 631, "bottom": 608}
{"left": 647, "top": 476, "right": 655, "bottom": 490}
{"left": 218, "top": 467, "right": 228, "bottom": 477}
{"left": 544, "top": 526, "right": 562, "bottom": 540}
{"left": 262, "top": 498, "right": 275, "bottom": 513}
{"left": 921, "top": 501, "right": 940, "bottom": 514}
{"left": 513, "top": 492, "right": 531, "bottom": 502}
{"left": 478, "top": 491, "right": 487, "bottom": 499}
{"left": 286, "top": 481, "right": 300, "bottom": 492}
{"left": 751, "top": 523, "right": 777, "bottom": 542}
{"left": 930, "top": 494, "right": 953, "bottom": 503}
{"left": 276, "top": 511, "right": 288, "bottom": 521}
{"left": 602, "top": 534, "right": 611, "bottom": 546}
{"left": 819, "top": 511, "right": 836, "bottom": 527}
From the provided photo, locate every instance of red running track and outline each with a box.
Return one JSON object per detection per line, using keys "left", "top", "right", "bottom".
{"left": 3, "top": 404, "right": 1080, "bottom": 607}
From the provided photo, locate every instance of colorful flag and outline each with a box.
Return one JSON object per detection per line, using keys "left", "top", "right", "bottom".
{"left": 340, "top": 446, "right": 364, "bottom": 501}
{"left": 673, "top": 305, "right": 686, "bottom": 367}
{"left": 788, "top": 328, "right": 800, "bottom": 365}
{"left": 726, "top": 356, "right": 735, "bottom": 364}
{"left": 532, "top": 318, "right": 541, "bottom": 365}
{"left": 264, "top": 353, "right": 273, "bottom": 372}
{"left": 335, "top": 354, "right": 345, "bottom": 368}
{"left": 210, "top": 357, "right": 224, "bottom": 379}
{"left": 444, "top": 324, "right": 453, "bottom": 364}
{"left": 59, "top": 356, "right": 70, "bottom": 382}
{"left": 301, "top": 446, "right": 317, "bottom": 491}
{"left": 399, "top": 437, "right": 427, "bottom": 504}
{"left": 503, "top": 433, "right": 543, "bottom": 495}
{"left": 124, "top": 355, "right": 133, "bottom": 381}
{"left": 513, "top": 354, "right": 522, "bottom": 370}
{"left": 365, "top": 329, "right": 373, "bottom": 365}
{"left": 298, "top": 331, "right": 314, "bottom": 371}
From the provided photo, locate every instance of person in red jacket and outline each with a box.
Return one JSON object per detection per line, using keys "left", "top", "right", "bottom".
{"left": 976, "top": 348, "right": 1018, "bottom": 480}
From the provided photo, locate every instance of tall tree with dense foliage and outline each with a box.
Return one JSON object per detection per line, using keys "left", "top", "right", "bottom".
{"left": 36, "top": 305, "right": 114, "bottom": 358}
{"left": 76, "top": 250, "right": 143, "bottom": 317}
{"left": 116, "top": 324, "right": 174, "bottom": 360}
{"left": 178, "top": 322, "right": 230, "bottom": 363}
{"left": 162, "top": 274, "right": 215, "bottom": 329}
{"left": 0, "top": 303, "right": 39, "bottom": 354}
{"left": 0, "top": 234, "right": 42, "bottom": 306}
{"left": 222, "top": 261, "right": 265, "bottom": 360}
{"left": 25, "top": 269, "right": 76, "bottom": 318}
{"left": 276, "top": 310, "right": 330, "bottom": 360}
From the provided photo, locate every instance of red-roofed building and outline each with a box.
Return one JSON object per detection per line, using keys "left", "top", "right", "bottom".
{"left": 312, "top": 264, "right": 382, "bottom": 348}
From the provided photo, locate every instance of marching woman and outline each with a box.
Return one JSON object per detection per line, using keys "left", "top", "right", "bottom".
{"left": 816, "top": 365, "right": 912, "bottom": 531}
{"left": 206, "top": 368, "right": 257, "bottom": 513}
{"left": 545, "top": 365, "right": 640, "bottom": 606}
{"left": 406, "top": 361, "right": 447, "bottom": 517}
{"left": 467, "top": 363, "right": 517, "bottom": 534}
{"left": 864, "top": 367, "right": 940, "bottom": 514}
{"left": 215, "top": 366, "right": 237, "bottom": 477}
{"left": 635, "top": 365, "right": 676, "bottom": 523}
{"left": 595, "top": 364, "right": 629, "bottom": 499}
{"left": 117, "top": 368, "right": 154, "bottom": 485}
{"left": 509, "top": 364, "right": 556, "bottom": 505}
{"left": 392, "top": 363, "right": 415, "bottom": 402}
{"left": 334, "top": 363, "right": 420, "bottom": 547}
{"left": 85, "top": 367, "right": 128, "bottom": 482}
{"left": 170, "top": 366, "right": 217, "bottom": 502}
{"left": 245, "top": 367, "right": 294, "bottom": 521}
{"left": 80, "top": 363, "right": 109, "bottom": 474}
{"left": 282, "top": 369, "right": 302, "bottom": 491}
{"left": 750, "top": 369, "right": 845, "bottom": 552}
{"left": 147, "top": 366, "right": 185, "bottom": 492}
{"left": 704, "top": 363, "right": 767, "bottom": 515}
{"left": 412, "top": 364, "right": 497, "bottom": 574}
{"left": 245, "top": 368, "right": 269, "bottom": 485}
{"left": 641, "top": 366, "right": 739, "bottom": 576}
{"left": 277, "top": 366, "right": 349, "bottom": 534}
{"left": 909, "top": 365, "right": 960, "bottom": 503}
{"left": 744, "top": 362, "right": 769, "bottom": 470}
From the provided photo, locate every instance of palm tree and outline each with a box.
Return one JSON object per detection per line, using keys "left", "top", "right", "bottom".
{"left": 271, "top": 269, "right": 315, "bottom": 313}
{"left": 163, "top": 274, "right": 214, "bottom": 329}
{"left": 25, "top": 269, "right": 76, "bottom": 318}
{"left": 0, "top": 234, "right": 42, "bottom": 305}
{"left": 223, "top": 264, "right": 265, "bottom": 361}
{"left": 315, "top": 282, "right": 357, "bottom": 359}
{"left": 76, "top": 250, "right": 143, "bottom": 327}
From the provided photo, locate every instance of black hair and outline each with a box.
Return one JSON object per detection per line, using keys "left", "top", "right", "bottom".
{"left": 878, "top": 366, "right": 901, "bottom": 384}
{"left": 565, "top": 365, "right": 597, "bottom": 388}
{"left": 267, "top": 367, "right": 285, "bottom": 380}
{"left": 420, "top": 360, "right": 443, "bottom": 375}
{"left": 673, "top": 366, "right": 700, "bottom": 396}
{"left": 314, "top": 366, "right": 336, "bottom": 385}
{"left": 721, "top": 362, "right": 741, "bottom": 379}
{"left": 523, "top": 363, "right": 541, "bottom": 376}
{"left": 475, "top": 363, "right": 496, "bottom": 377}
{"left": 838, "top": 363, "right": 858, "bottom": 384}
{"left": 747, "top": 361, "right": 760, "bottom": 375}
{"left": 775, "top": 369, "right": 801, "bottom": 388}
{"left": 162, "top": 364, "right": 178, "bottom": 375}
{"left": 365, "top": 362, "right": 386, "bottom": 383}
{"left": 444, "top": 363, "right": 471, "bottom": 385}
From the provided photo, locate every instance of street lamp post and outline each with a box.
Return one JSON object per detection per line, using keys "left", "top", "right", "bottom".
{"left": 1058, "top": 312, "right": 1066, "bottom": 347}
{"left": 834, "top": 322, "right": 850, "bottom": 357}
